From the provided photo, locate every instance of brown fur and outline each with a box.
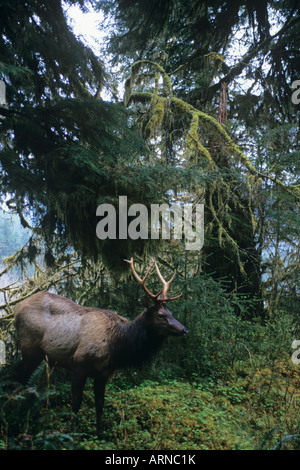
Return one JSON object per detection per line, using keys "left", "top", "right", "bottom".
{"left": 14, "top": 291, "right": 187, "bottom": 439}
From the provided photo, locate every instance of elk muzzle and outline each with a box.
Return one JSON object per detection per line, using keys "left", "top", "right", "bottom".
{"left": 168, "top": 317, "right": 188, "bottom": 336}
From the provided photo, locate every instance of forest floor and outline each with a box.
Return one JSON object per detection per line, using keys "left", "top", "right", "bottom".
{"left": 1, "top": 357, "right": 300, "bottom": 450}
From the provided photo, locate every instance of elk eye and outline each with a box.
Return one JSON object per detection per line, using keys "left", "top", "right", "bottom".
{"left": 158, "top": 312, "right": 164, "bottom": 318}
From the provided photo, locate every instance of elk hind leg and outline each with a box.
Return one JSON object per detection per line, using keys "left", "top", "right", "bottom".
{"left": 17, "top": 349, "right": 44, "bottom": 384}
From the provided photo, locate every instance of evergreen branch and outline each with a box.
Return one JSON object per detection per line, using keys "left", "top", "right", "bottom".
{"left": 129, "top": 85, "right": 300, "bottom": 200}
{"left": 209, "top": 14, "right": 300, "bottom": 95}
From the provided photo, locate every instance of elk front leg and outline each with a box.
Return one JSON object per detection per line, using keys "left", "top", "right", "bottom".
{"left": 94, "top": 377, "right": 106, "bottom": 440}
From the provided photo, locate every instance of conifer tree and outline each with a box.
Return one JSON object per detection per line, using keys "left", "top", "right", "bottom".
{"left": 98, "top": 0, "right": 300, "bottom": 317}
{"left": 0, "top": 0, "right": 178, "bottom": 268}
{"left": 1, "top": 0, "right": 299, "bottom": 321}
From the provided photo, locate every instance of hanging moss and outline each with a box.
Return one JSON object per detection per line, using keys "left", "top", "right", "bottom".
{"left": 123, "top": 60, "right": 171, "bottom": 108}
{"left": 122, "top": 59, "right": 300, "bottom": 278}
{"left": 127, "top": 63, "right": 300, "bottom": 201}
{"left": 144, "top": 97, "right": 166, "bottom": 140}
{"left": 124, "top": 61, "right": 143, "bottom": 107}
{"left": 186, "top": 112, "right": 215, "bottom": 166}
{"left": 204, "top": 52, "right": 224, "bottom": 70}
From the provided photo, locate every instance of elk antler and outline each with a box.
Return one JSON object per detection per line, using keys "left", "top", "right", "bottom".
{"left": 124, "top": 258, "right": 161, "bottom": 299}
{"left": 124, "top": 258, "right": 182, "bottom": 301}
{"left": 151, "top": 258, "right": 182, "bottom": 301}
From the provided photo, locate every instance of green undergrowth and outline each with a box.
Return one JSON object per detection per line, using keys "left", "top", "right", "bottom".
{"left": 0, "top": 358, "right": 299, "bottom": 450}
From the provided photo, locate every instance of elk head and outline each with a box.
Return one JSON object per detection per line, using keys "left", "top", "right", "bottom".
{"left": 124, "top": 257, "right": 188, "bottom": 337}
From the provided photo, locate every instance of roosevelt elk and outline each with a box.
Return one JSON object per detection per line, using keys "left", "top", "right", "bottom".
{"left": 14, "top": 258, "right": 187, "bottom": 439}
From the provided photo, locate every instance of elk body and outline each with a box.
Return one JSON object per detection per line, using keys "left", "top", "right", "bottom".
{"left": 14, "top": 258, "right": 187, "bottom": 439}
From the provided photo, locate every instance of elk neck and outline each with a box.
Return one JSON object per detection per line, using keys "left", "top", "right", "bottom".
{"left": 108, "top": 309, "right": 164, "bottom": 369}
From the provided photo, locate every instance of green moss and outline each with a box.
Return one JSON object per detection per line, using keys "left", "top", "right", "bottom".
{"left": 76, "top": 362, "right": 300, "bottom": 450}
{"left": 1, "top": 353, "right": 299, "bottom": 450}
{"left": 144, "top": 98, "right": 166, "bottom": 140}
{"left": 186, "top": 112, "right": 215, "bottom": 166}
{"left": 130, "top": 91, "right": 153, "bottom": 104}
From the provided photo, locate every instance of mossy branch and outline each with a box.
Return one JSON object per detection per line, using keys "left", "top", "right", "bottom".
{"left": 128, "top": 87, "right": 300, "bottom": 200}
{"left": 122, "top": 59, "right": 300, "bottom": 273}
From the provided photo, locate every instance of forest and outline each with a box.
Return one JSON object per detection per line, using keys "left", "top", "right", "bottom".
{"left": 0, "top": 0, "right": 299, "bottom": 452}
